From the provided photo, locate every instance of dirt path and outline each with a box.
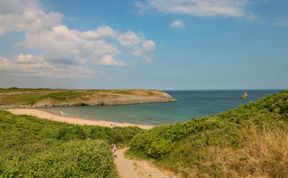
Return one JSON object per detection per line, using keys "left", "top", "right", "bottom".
{"left": 114, "top": 148, "right": 176, "bottom": 178}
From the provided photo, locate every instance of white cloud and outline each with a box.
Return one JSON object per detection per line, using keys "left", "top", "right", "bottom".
{"left": 0, "top": 0, "right": 63, "bottom": 36}
{"left": 135, "top": 1, "right": 149, "bottom": 14}
{"left": 14, "top": 54, "right": 45, "bottom": 64}
{"left": 24, "top": 25, "right": 152, "bottom": 66}
{"left": 128, "top": 40, "right": 156, "bottom": 62}
{"left": 117, "top": 31, "right": 156, "bottom": 62}
{"left": 0, "top": 55, "right": 94, "bottom": 78}
{"left": 143, "top": 40, "right": 155, "bottom": 50}
{"left": 80, "top": 26, "right": 118, "bottom": 39}
{"left": 0, "top": 0, "right": 156, "bottom": 78}
{"left": 99, "top": 55, "right": 126, "bottom": 66}
{"left": 118, "top": 31, "right": 142, "bottom": 48}
{"left": 273, "top": 15, "right": 288, "bottom": 26}
{"left": 136, "top": 0, "right": 253, "bottom": 19}
{"left": 170, "top": 20, "right": 185, "bottom": 28}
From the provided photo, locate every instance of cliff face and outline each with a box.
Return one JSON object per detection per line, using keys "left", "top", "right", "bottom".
{"left": 0, "top": 89, "right": 175, "bottom": 108}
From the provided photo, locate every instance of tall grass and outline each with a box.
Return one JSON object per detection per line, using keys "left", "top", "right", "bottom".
{"left": 129, "top": 90, "right": 288, "bottom": 178}
{"left": 224, "top": 126, "right": 288, "bottom": 178}
{"left": 163, "top": 126, "right": 288, "bottom": 178}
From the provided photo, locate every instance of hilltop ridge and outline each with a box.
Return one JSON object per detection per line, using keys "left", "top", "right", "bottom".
{"left": 0, "top": 88, "right": 175, "bottom": 108}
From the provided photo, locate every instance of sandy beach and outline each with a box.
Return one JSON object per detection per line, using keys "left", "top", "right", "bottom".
{"left": 6, "top": 109, "right": 153, "bottom": 129}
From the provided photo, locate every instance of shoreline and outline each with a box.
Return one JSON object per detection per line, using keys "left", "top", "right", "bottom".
{"left": 6, "top": 108, "right": 154, "bottom": 129}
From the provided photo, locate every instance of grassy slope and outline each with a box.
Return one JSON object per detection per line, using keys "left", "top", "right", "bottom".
{"left": 0, "top": 88, "right": 161, "bottom": 106}
{"left": 0, "top": 110, "right": 142, "bottom": 178}
{"left": 129, "top": 91, "right": 288, "bottom": 178}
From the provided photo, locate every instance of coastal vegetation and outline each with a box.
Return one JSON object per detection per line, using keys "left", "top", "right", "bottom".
{"left": 0, "top": 90, "right": 287, "bottom": 177}
{"left": 0, "top": 110, "right": 142, "bottom": 177}
{"left": 129, "top": 90, "right": 288, "bottom": 177}
{"left": 0, "top": 88, "right": 175, "bottom": 107}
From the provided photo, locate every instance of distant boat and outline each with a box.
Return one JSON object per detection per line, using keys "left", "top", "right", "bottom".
{"left": 241, "top": 91, "right": 248, "bottom": 100}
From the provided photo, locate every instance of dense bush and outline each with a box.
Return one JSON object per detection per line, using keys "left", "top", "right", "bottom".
{"left": 129, "top": 118, "right": 233, "bottom": 158}
{"left": 129, "top": 90, "right": 288, "bottom": 177}
{"left": 87, "top": 126, "right": 143, "bottom": 145}
{"left": 0, "top": 109, "right": 143, "bottom": 178}
{"left": 56, "top": 126, "right": 87, "bottom": 140}
{"left": 0, "top": 140, "right": 116, "bottom": 178}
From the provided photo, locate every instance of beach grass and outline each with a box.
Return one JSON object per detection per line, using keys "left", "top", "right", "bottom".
{"left": 128, "top": 90, "right": 288, "bottom": 177}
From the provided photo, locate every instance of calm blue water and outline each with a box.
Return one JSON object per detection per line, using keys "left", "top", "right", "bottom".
{"left": 46, "top": 90, "right": 280, "bottom": 125}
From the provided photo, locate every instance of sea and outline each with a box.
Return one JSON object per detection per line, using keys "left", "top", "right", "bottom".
{"left": 45, "top": 90, "right": 280, "bottom": 125}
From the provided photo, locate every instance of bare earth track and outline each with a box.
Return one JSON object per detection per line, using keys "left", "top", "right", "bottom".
{"left": 114, "top": 148, "right": 176, "bottom": 178}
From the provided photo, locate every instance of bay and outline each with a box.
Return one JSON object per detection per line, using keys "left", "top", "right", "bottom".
{"left": 45, "top": 90, "right": 280, "bottom": 125}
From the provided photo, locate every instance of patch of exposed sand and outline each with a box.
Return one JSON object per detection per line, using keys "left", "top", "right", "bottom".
{"left": 114, "top": 148, "right": 177, "bottom": 178}
{"left": 6, "top": 109, "right": 153, "bottom": 129}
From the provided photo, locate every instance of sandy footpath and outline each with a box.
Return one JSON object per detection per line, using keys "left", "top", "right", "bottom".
{"left": 6, "top": 109, "right": 153, "bottom": 129}
{"left": 114, "top": 148, "right": 177, "bottom": 178}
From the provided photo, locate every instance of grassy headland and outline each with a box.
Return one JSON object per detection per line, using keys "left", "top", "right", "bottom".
{"left": 128, "top": 90, "right": 288, "bottom": 177}
{"left": 0, "top": 88, "right": 175, "bottom": 108}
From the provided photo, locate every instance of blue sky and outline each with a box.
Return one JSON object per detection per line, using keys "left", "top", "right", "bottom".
{"left": 0, "top": 0, "right": 287, "bottom": 89}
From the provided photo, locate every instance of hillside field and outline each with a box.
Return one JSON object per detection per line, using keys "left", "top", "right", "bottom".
{"left": 129, "top": 90, "right": 288, "bottom": 178}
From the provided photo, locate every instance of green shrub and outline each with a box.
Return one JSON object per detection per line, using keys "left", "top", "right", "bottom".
{"left": 147, "top": 138, "right": 174, "bottom": 158}
{"left": 129, "top": 90, "right": 288, "bottom": 177}
{"left": 0, "top": 109, "right": 143, "bottom": 177}
{"left": 87, "top": 126, "right": 143, "bottom": 145}
{"left": 0, "top": 140, "right": 116, "bottom": 178}
{"left": 56, "top": 126, "right": 87, "bottom": 140}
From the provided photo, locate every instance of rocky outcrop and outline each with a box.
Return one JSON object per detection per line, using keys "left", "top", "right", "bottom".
{"left": 0, "top": 89, "right": 175, "bottom": 108}
{"left": 34, "top": 90, "right": 175, "bottom": 107}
